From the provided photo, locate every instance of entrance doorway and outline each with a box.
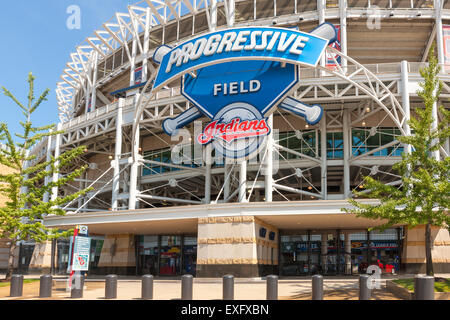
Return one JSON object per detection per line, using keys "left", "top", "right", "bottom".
{"left": 280, "top": 228, "right": 402, "bottom": 276}
{"left": 136, "top": 234, "right": 197, "bottom": 276}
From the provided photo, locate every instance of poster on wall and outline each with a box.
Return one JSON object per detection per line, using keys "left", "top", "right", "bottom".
{"left": 443, "top": 25, "right": 450, "bottom": 73}
{"left": 326, "top": 24, "right": 341, "bottom": 68}
{"left": 134, "top": 66, "right": 143, "bottom": 85}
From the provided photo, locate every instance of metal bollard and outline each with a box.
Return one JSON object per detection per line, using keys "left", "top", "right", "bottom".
{"left": 266, "top": 275, "right": 278, "bottom": 300}
{"left": 223, "top": 275, "right": 234, "bottom": 300}
{"left": 142, "top": 274, "right": 154, "bottom": 300}
{"left": 10, "top": 274, "right": 24, "bottom": 297}
{"left": 181, "top": 274, "right": 193, "bottom": 300}
{"left": 39, "top": 275, "right": 53, "bottom": 298}
{"left": 70, "top": 274, "right": 84, "bottom": 299}
{"left": 414, "top": 275, "right": 434, "bottom": 300}
{"left": 359, "top": 274, "right": 371, "bottom": 300}
{"left": 105, "top": 274, "right": 118, "bottom": 299}
{"left": 312, "top": 274, "right": 323, "bottom": 300}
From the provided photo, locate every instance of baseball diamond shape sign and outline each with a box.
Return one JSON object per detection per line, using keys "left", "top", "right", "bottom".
{"left": 181, "top": 60, "right": 298, "bottom": 119}
{"left": 155, "top": 24, "right": 338, "bottom": 159}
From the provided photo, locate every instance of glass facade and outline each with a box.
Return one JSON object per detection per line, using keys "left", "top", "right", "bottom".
{"left": 280, "top": 228, "right": 402, "bottom": 276}
{"left": 352, "top": 127, "right": 404, "bottom": 157}
{"left": 136, "top": 235, "right": 197, "bottom": 276}
{"left": 141, "top": 127, "right": 403, "bottom": 176}
{"left": 55, "top": 237, "right": 104, "bottom": 275}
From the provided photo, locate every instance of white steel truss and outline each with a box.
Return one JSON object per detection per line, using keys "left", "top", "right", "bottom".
{"left": 34, "top": 0, "right": 448, "bottom": 213}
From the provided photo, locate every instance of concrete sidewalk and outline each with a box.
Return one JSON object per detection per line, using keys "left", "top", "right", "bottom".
{"left": 1, "top": 273, "right": 448, "bottom": 300}
{"left": 0, "top": 276, "right": 409, "bottom": 300}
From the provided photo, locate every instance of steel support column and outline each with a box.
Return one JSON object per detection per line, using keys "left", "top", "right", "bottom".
{"left": 50, "top": 123, "right": 62, "bottom": 202}
{"left": 239, "top": 160, "right": 247, "bottom": 203}
{"left": 342, "top": 109, "right": 351, "bottom": 198}
{"left": 204, "top": 143, "right": 212, "bottom": 204}
{"left": 339, "top": 0, "right": 348, "bottom": 70}
{"left": 129, "top": 94, "right": 141, "bottom": 210}
{"left": 265, "top": 114, "right": 273, "bottom": 202}
{"left": 91, "top": 51, "right": 98, "bottom": 112}
{"left": 112, "top": 98, "right": 124, "bottom": 210}
{"left": 434, "top": 0, "right": 445, "bottom": 66}
{"left": 401, "top": 61, "right": 412, "bottom": 155}
{"left": 320, "top": 111, "right": 327, "bottom": 200}
{"left": 43, "top": 132, "right": 53, "bottom": 203}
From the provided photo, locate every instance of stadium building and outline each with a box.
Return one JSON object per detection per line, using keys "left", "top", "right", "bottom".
{"left": 8, "top": 0, "right": 450, "bottom": 277}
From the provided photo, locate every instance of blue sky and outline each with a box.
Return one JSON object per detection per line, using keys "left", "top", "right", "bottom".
{"left": 0, "top": 0, "right": 132, "bottom": 141}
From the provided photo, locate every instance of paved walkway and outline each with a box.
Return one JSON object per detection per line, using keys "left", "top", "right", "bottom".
{"left": 0, "top": 276, "right": 413, "bottom": 300}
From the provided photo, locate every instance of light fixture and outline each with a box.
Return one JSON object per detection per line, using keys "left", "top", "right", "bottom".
{"left": 308, "top": 186, "right": 313, "bottom": 190}
{"left": 366, "top": 107, "right": 371, "bottom": 113}
{"left": 108, "top": 155, "right": 113, "bottom": 160}
{"left": 305, "top": 124, "right": 309, "bottom": 129}
{"left": 359, "top": 184, "right": 364, "bottom": 189}
{"left": 362, "top": 121, "right": 366, "bottom": 126}
{"left": 272, "top": 20, "right": 277, "bottom": 25}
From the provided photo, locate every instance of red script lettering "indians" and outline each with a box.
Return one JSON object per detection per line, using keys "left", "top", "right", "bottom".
{"left": 197, "top": 118, "right": 270, "bottom": 144}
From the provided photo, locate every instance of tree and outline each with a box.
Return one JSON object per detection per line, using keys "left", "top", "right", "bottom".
{"left": 0, "top": 73, "right": 91, "bottom": 280}
{"left": 342, "top": 48, "right": 450, "bottom": 276}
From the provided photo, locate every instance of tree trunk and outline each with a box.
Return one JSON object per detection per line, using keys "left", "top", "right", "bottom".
{"left": 5, "top": 240, "right": 16, "bottom": 281}
{"left": 425, "top": 223, "right": 434, "bottom": 276}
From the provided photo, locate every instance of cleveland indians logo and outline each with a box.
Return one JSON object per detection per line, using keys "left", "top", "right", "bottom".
{"left": 153, "top": 23, "right": 338, "bottom": 160}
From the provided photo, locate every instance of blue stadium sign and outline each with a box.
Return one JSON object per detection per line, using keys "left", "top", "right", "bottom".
{"left": 153, "top": 26, "right": 329, "bottom": 90}
{"left": 154, "top": 24, "right": 336, "bottom": 160}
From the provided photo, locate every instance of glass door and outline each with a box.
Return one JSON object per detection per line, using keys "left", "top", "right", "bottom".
{"left": 182, "top": 236, "right": 197, "bottom": 275}
{"left": 309, "top": 234, "right": 321, "bottom": 275}
{"left": 159, "top": 236, "right": 181, "bottom": 275}
{"left": 137, "top": 235, "right": 159, "bottom": 275}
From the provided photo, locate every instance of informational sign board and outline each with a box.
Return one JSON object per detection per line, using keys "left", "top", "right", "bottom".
{"left": 71, "top": 236, "right": 91, "bottom": 271}
{"left": 134, "top": 66, "right": 143, "bottom": 85}
{"left": 67, "top": 225, "right": 91, "bottom": 273}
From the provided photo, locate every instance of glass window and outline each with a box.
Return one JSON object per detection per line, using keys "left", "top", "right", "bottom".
{"left": 327, "top": 132, "right": 344, "bottom": 159}
{"left": 352, "top": 127, "right": 404, "bottom": 157}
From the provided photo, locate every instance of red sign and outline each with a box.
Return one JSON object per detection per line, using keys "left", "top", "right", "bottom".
{"left": 197, "top": 117, "right": 270, "bottom": 144}
{"left": 443, "top": 25, "right": 450, "bottom": 72}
